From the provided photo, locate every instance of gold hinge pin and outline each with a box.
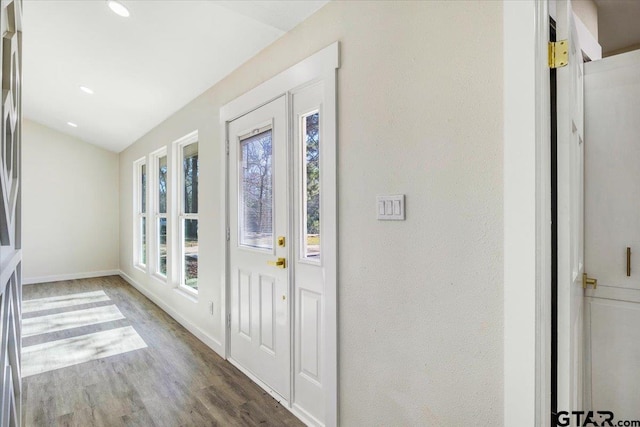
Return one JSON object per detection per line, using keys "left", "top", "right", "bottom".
{"left": 583, "top": 273, "right": 597, "bottom": 289}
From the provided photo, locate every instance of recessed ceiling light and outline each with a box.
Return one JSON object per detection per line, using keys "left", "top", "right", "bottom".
{"left": 107, "top": 1, "right": 130, "bottom": 18}
{"left": 67, "top": 122, "right": 78, "bottom": 128}
{"left": 79, "top": 86, "right": 94, "bottom": 95}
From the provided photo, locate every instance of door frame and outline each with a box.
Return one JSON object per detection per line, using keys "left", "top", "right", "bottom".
{"left": 219, "top": 42, "right": 339, "bottom": 426}
{"left": 503, "top": 1, "right": 552, "bottom": 426}
{"left": 504, "top": 2, "right": 604, "bottom": 425}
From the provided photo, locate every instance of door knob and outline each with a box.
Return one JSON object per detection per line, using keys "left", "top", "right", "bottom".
{"left": 267, "top": 257, "right": 286, "bottom": 269}
{"left": 583, "top": 273, "right": 597, "bottom": 289}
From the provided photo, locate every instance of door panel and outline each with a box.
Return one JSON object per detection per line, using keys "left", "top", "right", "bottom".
{"left": 556, "top": 1, "right": 585, "bottom": 413}
{"left": 228, "top": 96, "right": 290, "bottom": 400}
{"left": 585, "top": 54, "right": 640, "bottom": 291}
{"left": 584, "top": 48, "right": 640, "bottom": 417}
{"left": 300, "top": 289, "right": 320, "bottom": 381}
{"left": 585, "top": 298, "right": 640, "bottom": 421}
{"left": 238, "top": 270, "right": 252, "bottom": 338}
{"left": 259, "top": 275, "right": 275, "bottom": 352}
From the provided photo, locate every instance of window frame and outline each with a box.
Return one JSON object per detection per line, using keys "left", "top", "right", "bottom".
{"left": 174, "top": 131, "right": 199, "bottom": 294}
{"left": 151, "top": 147, "right": 169, "bottom": 281}
{"left": 238, "top": 124, "right": 275, "bottom": 252}
{"left": 133, "top": 157, "right": 147, "bottom": 271}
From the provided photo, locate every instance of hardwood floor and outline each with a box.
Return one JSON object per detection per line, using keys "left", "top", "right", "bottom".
{"left": 21, "top": 276, "right": 303, "bottom": 427}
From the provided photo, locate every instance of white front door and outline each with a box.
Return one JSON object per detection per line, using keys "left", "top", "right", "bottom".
{"left": 556, "top": 0, "right": 586, "bottom": 414}
{"left": 222, "top": 44, "right": 339, "bottom": 426}
{"left": 584, "top": 51, "right": 640, "bottom": 421}
{"left": 228, "top": 96, "right": 290, "bottom": 400}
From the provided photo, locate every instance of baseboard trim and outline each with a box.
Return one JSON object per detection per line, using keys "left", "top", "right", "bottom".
{"left": 23, "top": 270, "right": 120, "bottom": 285}
{"left": 292, "top": 403, "right": 324, "bottom": 427}
{"left": 118, "top": 270, "right": 224, "bottom": 357}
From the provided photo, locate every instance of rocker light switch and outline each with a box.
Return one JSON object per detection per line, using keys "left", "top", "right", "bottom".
{"left": 376, "top": 195, "right": 405, "bottom": 220}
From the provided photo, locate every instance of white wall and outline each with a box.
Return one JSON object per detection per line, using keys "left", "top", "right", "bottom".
{"left": 119, "top": 1, "right": 504, "bottom": 424}
{"left": 22, "top": 119, "right": 119, "bottom": 283}
{"left": 573, "top": 0, "right": 598, "bottom": 41}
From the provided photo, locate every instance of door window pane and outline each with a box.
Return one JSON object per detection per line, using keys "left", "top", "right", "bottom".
{"left": 240, "top": 129, "right": 273, "bottom": 250}
{"left": 303, "top": 112, "right": 320, "bottom": 259}
{"left": 158, "top": 155, "right": 167, "bottom": 213}
{"left": 184, "top": 219, "right": 198, "bottom": 291}
{"left": 183, "top": 143, "right": 199, "bottom": 214}
{"left": 158, "top": 217, "right": 167, "bottom": 276}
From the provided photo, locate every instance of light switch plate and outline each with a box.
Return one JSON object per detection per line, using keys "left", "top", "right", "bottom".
{"left": 376, "top": 195, "right": 405, "bottom": 220}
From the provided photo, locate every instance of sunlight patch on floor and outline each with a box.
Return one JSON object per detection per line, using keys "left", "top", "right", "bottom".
{"left": 22, "top": 326, "right": 147, "bottom": 377}
{"left": 22, "top": 305, "right": 126, "bottom": 337}
{"left": 22, "top": 290, "right": 111, "bottom": 314}
{"left": 21, "top": 290, "right": 148, "bottom": 378}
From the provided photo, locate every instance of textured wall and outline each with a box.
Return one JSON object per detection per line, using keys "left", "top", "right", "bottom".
{"left": 119, "top": 1, "right": 504, "bottom": 424}
{"left": 22, "top": 120, "right": 119, "bottom": 282}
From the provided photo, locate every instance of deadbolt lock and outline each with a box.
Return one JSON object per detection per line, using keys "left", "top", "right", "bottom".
{"left": 277, "top": 236, "right": 285, "bottom": 247}
{"left": 583, "top": 273, "right": 598, "bottom": 289}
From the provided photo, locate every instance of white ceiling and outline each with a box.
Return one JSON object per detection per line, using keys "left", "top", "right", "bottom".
{"left": 22, "top": 0, "right": 328, "bottom": 152}
{"left": 594, "top": 0, "right": 640, "bottom": 55}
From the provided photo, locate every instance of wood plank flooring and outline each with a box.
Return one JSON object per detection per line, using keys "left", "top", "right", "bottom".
{"left": 21, "top": 276, "right": 303, "bottom": 427}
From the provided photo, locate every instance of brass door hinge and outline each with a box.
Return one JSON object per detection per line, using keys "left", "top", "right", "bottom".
{"left": 549, "top": 40, "right": 569, "bottom": 69}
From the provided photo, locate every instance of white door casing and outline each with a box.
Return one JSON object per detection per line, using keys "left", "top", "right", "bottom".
{"left": 583, "top": 50, "right": 640, "bottom": 421}
{"left": 228, "top": 96, "right": 290, "bottom": 400}
{"left": 503, "top": 2, "right": 553, "bottom": 424}
{"left": 556, "top": 0, "right": 586, "bottom": 414}
{"left": 221, "top": 43, "right": 339, "bottom": 427}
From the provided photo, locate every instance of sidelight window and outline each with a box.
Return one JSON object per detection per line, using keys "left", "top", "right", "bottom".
{"left": 301, "top": 111, "right": 320, "bottom": 260}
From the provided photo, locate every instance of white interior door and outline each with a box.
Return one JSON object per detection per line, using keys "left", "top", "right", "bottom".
{"left": 584, "top": 51, "right": 640, "bottom": 421}
{"left": 556, "top": 0, "right": 586, "bottom": 414}
{"left": 228, "top": 96, "right": 290, "bottom": 401}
